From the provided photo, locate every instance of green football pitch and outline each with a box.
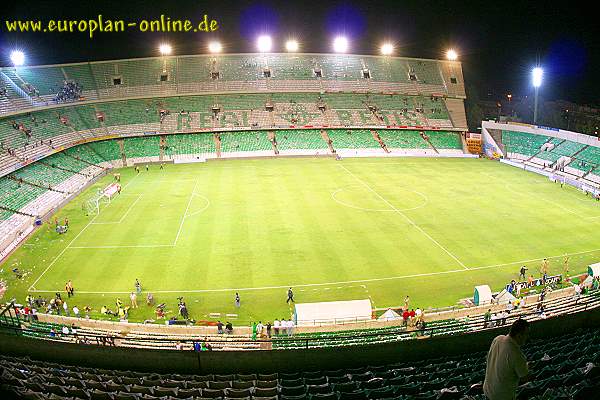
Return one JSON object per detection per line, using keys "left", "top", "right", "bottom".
{"left": 3, "top": 157, "right": 600, "bottom": 324}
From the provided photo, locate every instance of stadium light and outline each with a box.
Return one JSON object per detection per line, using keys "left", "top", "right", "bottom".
{"left": 380, "top": 43, "right": 394, "bottom": 56}
{"left": 10, "top": 50, "right": 25, "bottom": 66}
{"left": 285, "top": 40, "right": 299, "bottom": 52}
{"left": 446, "top": 49, "right": 458, "bottom": 61}
{"left": 208, "top": 41, "right": 222, "bottom": 53}
{"left": 159, "top": 44, "right": 172, "bottom": 56}
{"left": 532, "top": 67, "right": 543, "bottom": 88}
{"left": 532, "top": 67, "right": 544, "bottom": 124}
{"left": 333, "top": 36, "right": 349, "bottom": 53}
{"left": 257, "top": 35, "right": 273, "bottom": 53}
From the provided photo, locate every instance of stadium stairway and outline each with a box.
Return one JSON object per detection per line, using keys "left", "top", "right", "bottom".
{"left": 3, "top": 325, "right": 600, "bottom": 399}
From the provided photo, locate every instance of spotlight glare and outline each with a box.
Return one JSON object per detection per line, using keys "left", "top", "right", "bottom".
{"left": 10, "top": 50, "right": 25, "bottom": 66}
{"left": 380, "top": 43, "right": 394, "bottom": 56}
{"left": 286, "top": 40, "right": 299, "bottom": 52}
{"left": 446, "top": 49, "right": 458, "bottom": 61}
{"left": 532, "top": 67, "right": 543, "bottom": 88}
{"left": 208, "top": 41, "right": 222, "bottom": 53}
{"left": 333, "top": 36, "right": 349, "bottom": 53}
{"left": 257, "top": 35, "right": 273, "bottom": 53}
{"left": 159, "top": 44, "right": 172, "bottom": 56}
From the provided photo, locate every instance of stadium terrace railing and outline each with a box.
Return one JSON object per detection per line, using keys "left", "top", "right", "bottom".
{"left": 3, "top": 290, "right": 599, "bottom": 351}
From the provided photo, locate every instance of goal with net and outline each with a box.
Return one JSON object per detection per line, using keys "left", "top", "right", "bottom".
{"left": 83, "top": 183, "right": 121, "bottom": 215}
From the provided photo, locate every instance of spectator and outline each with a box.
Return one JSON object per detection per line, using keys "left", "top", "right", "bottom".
{"left": 63, "top": 301, "right": 69, "bottom": 317}
{"left": 72, "top": 305, "right": 80, "bottom": 318}
{"left": 217, "top": 321, "right": 224, "bottom": 334}
{"left": 274, "top": 318, "right": 280, "bottom": 335}
{"left": 266, "top": 321, "right": 272, "bottom": 338}
{"left": 483, "top": 319, "right": 530, "bottom": 400}
{"left": 61, "top": 325, "right": 69, "bottom": 335}
{"left": 225, "top": 321, "right": 233, "bottom": 334}
{"left": 84, "top": 305, "right": 91, "bottom": 319}
{"left": 146, "top": 292, "right": 154, "bottom": 306}
{"left": 287, "top": 318, "right": 294, "bottom": 336}
{"left": 484, "top": 309, "right": 491, "bottom": 328}
{"left": 402, "top": 309, "right": 410, "bottom": 326}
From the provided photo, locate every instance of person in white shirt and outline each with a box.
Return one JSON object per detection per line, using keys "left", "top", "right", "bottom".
{"left": 280, "top": 319, "right": 288, "bottom": 335}
{"left": 256, "top": 321, "right": 264, "bottom": 337}
{"left": 415, "top": 308, "right": 422, "bottom": 321}
{"left": 484, "top": 319, "right": 530, "bottom": 400}
{"left": 61, "top": 326, "right": 69, "bottom": 335}
{"left": 63, "top": 301, "right": 69, "bottom": 316}
{"left": 490, "top": 313, "right": 498, "bottom": 328}
{"left": 574, "top": 284, "right": 582, "bottom": 301}
{"left": 72, "top": 306, "right": 80, "bottom": 318}
{"left": 274, "top": 319, "right": 280, "bottom": 335}
{"left": 287, "top": 318, "right": 295, "bottom": 336}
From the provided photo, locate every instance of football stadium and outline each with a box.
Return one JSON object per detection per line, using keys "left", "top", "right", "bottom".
{"left": 1, "top": 2, "right": 600, "bottom": 399}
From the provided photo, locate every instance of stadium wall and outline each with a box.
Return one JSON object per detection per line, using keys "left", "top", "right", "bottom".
{"left": 2, "top": 306, "right": 600, "bottom": 374}
{"left": 482, "top": 121, "right": 600, "bottom": 149}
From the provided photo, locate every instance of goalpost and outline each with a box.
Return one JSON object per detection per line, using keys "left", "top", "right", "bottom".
{"left": 83, "top": 183, "right": 121, "bottom": 215}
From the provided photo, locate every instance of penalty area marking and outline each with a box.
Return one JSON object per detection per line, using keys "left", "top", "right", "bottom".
{"left": 184, "top": 193, "right": 211, "bottom": 219}
{"left": 28, "top": 171, "right": 142, "bottom": 291}
{"left": 331, "top": 184, "right": 428, "bottom": 213}
{"left": 91, "top": 194, "right": 143, "bottom": 225}
{"left": 28, "top": 246, "right": 600, "bottom": 295}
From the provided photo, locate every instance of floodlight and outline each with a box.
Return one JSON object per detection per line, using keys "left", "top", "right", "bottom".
{"left": 159, "top": 44, "right": 172, "bottom": 56}
{"left": 286, "top": 40, "right": 299, "bottom": 52}
{"left": 532, "top": 67, "right": 543, "bottom": 88}
{"left": 446, "top": 49, "right": 458, "bottom": 61}
{"left": 10, "top": 50, "right": 25, "bottom": 66}
{"left": 208, "top": 41, "right": 222, "bottom": 53}
{"left": 333, "top": 36, "right": 349, "bottom": 53}
{"left": 257, "top": 35, "right": 272, "bottom": 52}
{"left": 380, "top": 43, "right": 394, "bottom": 56}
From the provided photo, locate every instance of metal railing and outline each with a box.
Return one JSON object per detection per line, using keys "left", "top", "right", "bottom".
{"left": 3, "top": 291, "right": 599, "bottom": 351}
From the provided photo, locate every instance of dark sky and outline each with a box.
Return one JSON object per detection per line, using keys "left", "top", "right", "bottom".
{"left": 1, "top": 0, "right": 598, "bottom": 105}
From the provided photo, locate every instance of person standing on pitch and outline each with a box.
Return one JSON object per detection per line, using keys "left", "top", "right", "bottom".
{"left": 519, "top": 266, "right": 528, "bottom": 280}
{"left": 286, "top": 287, "right": 294, "bottom": 303}
{"left": 235, "top": 292, "right": 240, "bottom": 308}
{"left": 130, "top": 292, "right": 138, "bottom": 309}
{"left": 135, "top": 279, "right": 142, "bottom": 294}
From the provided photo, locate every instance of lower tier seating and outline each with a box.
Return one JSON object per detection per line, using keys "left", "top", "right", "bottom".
{"left": 2, "top": 326, "right": 600, "bottom": 400}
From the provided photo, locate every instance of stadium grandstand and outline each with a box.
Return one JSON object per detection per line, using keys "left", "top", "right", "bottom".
{"left": 2, "top": 7, "right": 600, "bottom": 400}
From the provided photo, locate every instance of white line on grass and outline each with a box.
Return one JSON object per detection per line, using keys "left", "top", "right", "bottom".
{"left": 28, "top": 246, "right": 600, "bottom": 295}
{"left": 338, "top": 164, "right": 468, "bottom": 270}
{"left": 91, "top": 194, "right": 143, "bottom": 225}
{"left": 173, "top": 179, "right": 200, "bottom": 245}
{"left": 69, "top": 244, "right": 175, "bottom": 249}
{"left": 330, "top": 185, "right": 429, "bottom": 213}
{"left": 184, "top": 193, "right": 211, "bottom": 219}
{"left": 28, "top": 172, "right": 141, "bottom": 291}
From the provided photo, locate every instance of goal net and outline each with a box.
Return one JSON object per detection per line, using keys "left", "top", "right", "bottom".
{"left": 83, "top": 183, "right": 121, "bottom": 215}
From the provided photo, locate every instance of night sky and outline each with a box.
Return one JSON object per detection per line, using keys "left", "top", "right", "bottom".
{"left": 1, "top": 0, "right": 597, "bottom": 105}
